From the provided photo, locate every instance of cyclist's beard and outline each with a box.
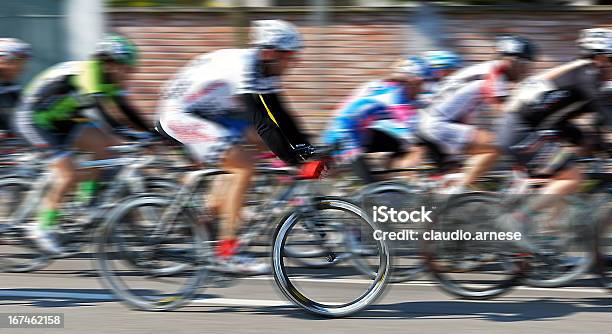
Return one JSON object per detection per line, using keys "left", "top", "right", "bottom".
{"left": 103, "top": 68, "right": 125, "bottom": 86}
{"left": 601, "top": 63, "right": 612, "bottom": 82}
{"left": 0, "top": 67, "right": 15, "bottom": 83}
{"left": 261, "top": 59, "right": 282, "bottom": 77}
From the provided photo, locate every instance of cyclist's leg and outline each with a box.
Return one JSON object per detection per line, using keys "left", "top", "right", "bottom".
{"left": 421, "top": 117, "right": 499, "bottom": 188}
{"left": 159, "top": 111, "right": 255, "bottom": 251}
{"left": 525, "top": 151, "right": 582, "bottom": 213}
{"left": 44, "top": 154, "right": 77, "bottom": 211}
{"left": 462, "top": 129, "right": 500, "bottom": 187}
{"left": 69, "top": 124, "right": 122, "bottom": 183}
{"left": 16, "top": 119, "right": 80, "bottom": 253}
{"left": 218, "top": 145, "right": 254, "bottom": 240}
{"left": 43, "top": 124, "right": 121, "bottom": 221}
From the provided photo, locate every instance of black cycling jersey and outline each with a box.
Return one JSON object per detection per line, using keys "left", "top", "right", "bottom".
{"left": 243, "top": 92, "right": 311, "bottom": 165}
{"left": 0, "top": 82, "right": 20, "bottom": 132}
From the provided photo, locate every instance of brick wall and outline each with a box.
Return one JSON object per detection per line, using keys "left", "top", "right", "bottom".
{"left": 108, "top": 6, "right": 612, "bottom": 135}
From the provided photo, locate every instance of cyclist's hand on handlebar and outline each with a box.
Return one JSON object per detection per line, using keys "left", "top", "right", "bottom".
{"left": 294, "top": 143, "right": 317, "bottom": 160}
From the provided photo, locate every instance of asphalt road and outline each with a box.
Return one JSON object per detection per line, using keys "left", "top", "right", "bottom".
{"left": 0, "top": 256, "right": 610, "bottom": 334}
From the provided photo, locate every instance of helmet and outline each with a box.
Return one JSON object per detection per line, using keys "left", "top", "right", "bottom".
{"left": 0, "top": 38, "right": 32, "bottom": 60}
{"left": 250, "top": 20, "right": 303, "bottom": 51}
{"left": 495, "top": 35, "right": 537, "bottom": 61}
{"left": 577, "top": 28, "right": 612, "bottom": 56}
{"left": 93, "top": 34, "right": 139, "bottom": 66}
{"left": 393, "top": 56, "right": 432, "bottom": 80}
{"left": 424, "top": 50, "right": 462, "bottom": 70}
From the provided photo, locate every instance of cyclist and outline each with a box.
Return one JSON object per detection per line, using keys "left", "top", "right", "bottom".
{"left": 16, "top": 34, "right": 155, "bottom": 254}
{"left": 322, "top": 56, "right": 430, "bottom": 183}
{"left": 422, "top": 50, "right": 462, "bottom": 99}
{"left": 499, "top": 28, "right": 611, "bottom": 212}
{"left": 419, "top": 35, "right": 537, "bottom": 193}
{"left": 157, "top": 20, "right": 312, "bottom": 273}
{"left": 0, "top": 38, "right": 31, "bottom": 138}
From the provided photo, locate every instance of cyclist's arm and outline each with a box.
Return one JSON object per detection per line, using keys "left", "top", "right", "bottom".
{"left": 241, "top": 92, "right": 311, "bottom": 165}
{"left": 112, "top": 93, "right": 151, "bottom": 132}
{"left": 91, "top": 94, "right": 151, "bottom": 133}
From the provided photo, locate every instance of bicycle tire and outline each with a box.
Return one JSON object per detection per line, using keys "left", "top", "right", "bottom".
{"left": 425, "top": 192, "right": 522, "bottom": 300}
{"left": 96, "top": 194, "right": 210, "bottom": 311}
{"left": 271, "top": 197, "right": 391, "bottom": 318}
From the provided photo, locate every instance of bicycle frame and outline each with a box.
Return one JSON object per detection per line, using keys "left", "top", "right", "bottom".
{"left": 150, "top": 166, "right": 314, "bottom": 253}
{"left": 9, "top": 153, "right": 158, "bottom": 236}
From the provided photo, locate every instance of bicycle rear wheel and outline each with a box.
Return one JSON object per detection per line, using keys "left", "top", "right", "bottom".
{"left": 357, "top": 181, "right": 428, "bottom": 283}
{"left": 96, "top": 195, "right": 210, "bottom": 311}
{"left": 271, "top": 197, "right": 391, "bottom": 318}
{"left": 426, "top": 193, "right": 522, "bottom": 299}
{"left": 521, "top": 195, "right": 597, "bottom": 288}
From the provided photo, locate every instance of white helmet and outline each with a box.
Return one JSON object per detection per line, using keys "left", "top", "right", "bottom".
{"left": 250, "top": 20, "right": 303, "bottom": 51}
{"left": 577, "top": 28, "right": 612, "bottom": 56}
{"left": 0, "top": 38, "right": 32, "bottom": 60}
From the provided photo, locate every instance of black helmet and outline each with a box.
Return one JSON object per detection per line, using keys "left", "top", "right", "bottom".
{"left": 495, "top": 35, "right": 537, "bottom": 61}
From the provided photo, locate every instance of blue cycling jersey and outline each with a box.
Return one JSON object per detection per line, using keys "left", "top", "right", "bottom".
{"left": 323, "top": 80, "right": 420, "bottom": 155}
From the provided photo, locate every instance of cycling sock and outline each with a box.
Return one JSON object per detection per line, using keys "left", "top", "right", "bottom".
{"left": 216, "top": 239, "right": 239, "bottom": 258}
{"left": 77, "top": 180, "right": 98, "bottom": 204}
{"left": 38, "top": 209, "right": 60, "bottom": 229}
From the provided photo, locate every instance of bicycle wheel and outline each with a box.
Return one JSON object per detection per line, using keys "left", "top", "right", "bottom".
{"left": 0, "top": 177, "right": 49, "bottom": 272}
{"left": 426, "top": 193, "right": 522, "bottom": 299}
{"left": 595, "top": 196, "right": 612, "bottom": 291}
{"left": 280, "top": 213, "right": 353, "bottom": 268}
{"left": 521, "top": 195, "right": 597, "bottom": 288}
{"left": 96, "top": 195, "right": 210, "bottom": 311}
{"left": 356, "top": 181, "right": 428, "bottom": 283}
{"left": 271, "top": 197, "right": 391, "bottom": 318}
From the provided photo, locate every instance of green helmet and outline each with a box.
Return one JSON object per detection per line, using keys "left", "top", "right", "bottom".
{"left": 93, "top": 34, "right": 138, "bottom": 66}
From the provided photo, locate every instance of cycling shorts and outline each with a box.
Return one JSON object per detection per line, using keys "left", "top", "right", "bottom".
{"left": 419, "top": 112, "right": 475, "bottom": 155}
{"left": 497, "top": 112, "right": 576, "bottom": 177}
{"left": 16, "top": 114, "right": 103, "bottom": 158}
{"left": 158, "top": 99, "right": 250, "bottom": 165}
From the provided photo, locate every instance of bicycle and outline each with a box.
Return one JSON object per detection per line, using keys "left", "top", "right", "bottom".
{"left": 0, "top": 140, "right": 179, "bottom": 273}
{"left": 96, "top": 147, "right": 392, "bottom": 316}
{"left": 425, "top": 155, "right": 610, "bottom": 299}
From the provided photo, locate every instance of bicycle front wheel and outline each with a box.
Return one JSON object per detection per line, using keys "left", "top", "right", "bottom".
{"left": 96, "top": 195, "right": 210, "bottom": 311}
{"left": 271, "top": 197, "right": 391, "bottom": 318}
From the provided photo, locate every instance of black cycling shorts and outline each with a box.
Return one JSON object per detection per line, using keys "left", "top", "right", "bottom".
{"left": 498, "top": 112, "right": 576, "bottom": 177}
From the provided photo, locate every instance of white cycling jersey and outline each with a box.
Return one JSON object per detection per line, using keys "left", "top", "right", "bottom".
{"left": 430, "top": 61, "right": 509, "bottom": 123}
{"left": 434, "top": 60, "right": 498, "bottom": 97}
{"left": 157, "top": 48, "right": 283, "bottom": 163}
{"left": 420, "top": 60, "right": 510, "bottom": 155}
{"left": 159, "top": 48, "right": 282, "bottom": 118}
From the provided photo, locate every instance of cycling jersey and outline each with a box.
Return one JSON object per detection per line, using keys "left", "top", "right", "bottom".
{"left": 0, "top": 82, "right": 20, "bottom": 133}
{"left": 322, "top": 80, "right": 420, "bottom": 158}
{"left": 434, "top": 60, "right": 499, "bottom": 98}
{"left": 499, "top": 59, "right": 608, "bottom": 176}
{"left": 419, "top": 60, "right": 510, "bottom": 155}
{"left": 158, "top": 48, "right": 310, "bottom": 164}
{"left": 16, "top": 60, "right": 149, "bottom": 151}
{"left": 505, "top": 59, "right": 604, "bottom": 129}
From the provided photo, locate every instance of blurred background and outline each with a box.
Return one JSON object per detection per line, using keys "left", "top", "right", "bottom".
{"left": 1, "top": 0, "right": 611, "bottom": 135}
{"left": 0, "top": 2, "right": 611, "bottom": 333}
